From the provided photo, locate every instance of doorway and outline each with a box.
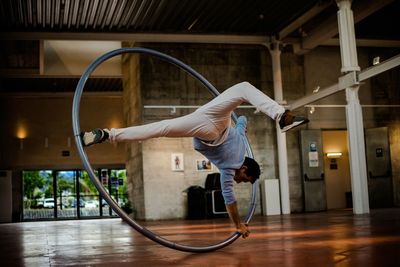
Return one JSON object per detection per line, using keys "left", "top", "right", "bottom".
{"left": 365, "top": 127, "right": 394, "bottom": 208}
{"left": 322, "top": 130, "right": 352, "bottom": 210}
{"left": 322, "top": 128, "right": 394, "bottom": 210}
{"left": 301, "top": 129, "right": 394, "bottom": 211}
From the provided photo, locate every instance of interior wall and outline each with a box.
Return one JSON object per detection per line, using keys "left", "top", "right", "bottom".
{"left": 121, "top": 50, "right": 146, "bottom": 219}
{"left": 0, "top": 171, "right": 12, "bottom": 222}
{"left": 2, "top": 44, "right": 398, "bottom": 221}
{"left": 305, "top": 47, "right": 400, "bottom": 208}
{"left": 281, "top": 52, "right": 308, "bottom": 212}
{"left": 390, "top": 124, "right": 400, "bottom": 206}
{"left": 368, "top": 48, "right": 400, "bottom": 206}
{"left": 0, "top": 43, "right": 308, "bottom": 220}
{"left": 304, "top": 46, "right": 375, "bottom": 129}
{"left": 125, "top": 43, "right": 307, "bottom": 218}
{"left": 138, "top": 44, "right": 272, "bottom": 219}
{"left": 0, "top": 96, "right": 125, "bottom": 170}
{"left": 322, "top": 130, "right": 351, "bottom": 209}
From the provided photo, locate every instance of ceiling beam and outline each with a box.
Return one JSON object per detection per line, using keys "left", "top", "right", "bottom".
{"left": 0, "top": 32, "right": 271, "bottom": 45}
{"left": 289, "top": 53, "right": 400, "bottom": 110}
{"left": 0, "top": 92, "right": 123, "bottom": 98}
{"left": 0, "top": 73, "right": 121, "bottom": 78}
{"left": 295, "top": 0, "right": 394, "bottom": 54}
{"left": 278, "top": 1, "right": 332, "bottom": 40}
{"left": 322, "top": 38, "right": 400, "bottom": 48}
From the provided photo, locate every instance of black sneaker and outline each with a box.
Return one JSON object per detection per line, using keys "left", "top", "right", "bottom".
{"left": 80, "top": 128, "right": 109, "bottom": 147}
{"left": 279, "top": 110, "right": 309, "bottom": 133}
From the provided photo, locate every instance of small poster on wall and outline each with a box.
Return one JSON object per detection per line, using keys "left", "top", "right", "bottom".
{"left": 309, "top": 142, "right": 319, "bottom": 167}
{"left": 171, "top": 153, "right": 184, "bottom": 171}
{"left": 309, "top": 152, "right": 319, "bottom": 167}
{"left": 196, "top": 159, "right": 213, "bottom": 171}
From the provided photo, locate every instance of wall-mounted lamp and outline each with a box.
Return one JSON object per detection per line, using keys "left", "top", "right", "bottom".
{"left": 44, "top": 137, "right": 49, "bottom": 148}
{"left": 327, "top": 152, "right": 342, "bottom": 158}
{"left": 373, "top": 56, "right": 380, "bottom": 66}
{"left": 16, "top": 123, "right": 27, "bottom": 151}
{"left": 309, "top": 106, "right": 315, "bottom": 114}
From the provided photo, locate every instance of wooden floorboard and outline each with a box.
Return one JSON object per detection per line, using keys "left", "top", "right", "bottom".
{"left": 1, "top": 209, "right": 400, "bottom": 266}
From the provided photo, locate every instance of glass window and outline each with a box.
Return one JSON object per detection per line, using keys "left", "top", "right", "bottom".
{"left": 22, "top": 168, "right": 128, "bottom": 221}
{"left": 100, "top": 169, "right": 112, "bottom": 216}
{"left": 79, "top": 170, "right": 100, "bottom": 217}
{"left": 56, "top": 171, "right": 77, "bottom": 219}
{"left": 110, "top": 169, "right": 131, "bottom": 216}
{"left": 23, "top": 170, "right": 54, "bottom": 220}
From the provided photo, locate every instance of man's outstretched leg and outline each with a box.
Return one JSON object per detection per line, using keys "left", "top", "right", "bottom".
{"left": 81, "top": 81, "right": 309, "bottom": 146}
{"left": 198, "top": 81, "right": 309, "bottom": 133}
{"left": 81, "top": 111, "right": 221, "bottom": 147}
{"left": 230, "top": 81, "right": 310, "bottom": 132}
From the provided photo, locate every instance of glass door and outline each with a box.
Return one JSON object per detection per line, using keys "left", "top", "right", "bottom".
{"left": 79, "top": 170, "right": 100, "bottom": 217}
{"left": 56, "top": 170, "right": 77, "bottom": 219}
{"left": 100, "top": 169, "right": 113, "bottom": 216}
{"left": 110, "top": 169, "right": 130, "bottom": 216}
{"left": 98, "top": 169, "right": 130, "bottom": 217}
{"left": 23, "top": 170, "right": 54, "bottom": 220}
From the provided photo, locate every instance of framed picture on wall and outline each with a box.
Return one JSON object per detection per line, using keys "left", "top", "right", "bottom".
{"left": 196, "top": 159, "right": 213, "bottom": 171}
{"left": 171, "top": 153, "right": 184, "bottom": 171}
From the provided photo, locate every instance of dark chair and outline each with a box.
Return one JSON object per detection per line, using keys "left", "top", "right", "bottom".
{"left": 204, "top": 173, "right": 227, "bottom": 218}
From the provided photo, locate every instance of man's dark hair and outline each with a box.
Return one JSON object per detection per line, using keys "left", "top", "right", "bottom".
{"left": 243, "top": 157, "right": 261, "bottom": 183}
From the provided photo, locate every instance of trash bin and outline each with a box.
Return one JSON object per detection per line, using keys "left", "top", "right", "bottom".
{"left": 187, "top": 186, "right": 206, "bottom": 219}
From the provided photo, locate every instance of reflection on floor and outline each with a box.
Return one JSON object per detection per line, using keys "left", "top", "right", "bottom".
{"left": 23, "top": 207, "right": 114, "bottom": 220}
{"left": 1, "top": 209, "right": 400, "bottom": 266}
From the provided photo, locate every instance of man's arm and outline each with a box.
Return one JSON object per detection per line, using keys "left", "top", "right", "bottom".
{"left": 225, "top": 202, "right": 250, "bottom": 239}
{"left": 219, "top": 170, "right": 250, "bottom": 238}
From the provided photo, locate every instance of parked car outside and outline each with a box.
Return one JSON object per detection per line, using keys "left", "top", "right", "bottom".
{"left": 43, "top": 198, "right": 55, "bottom": 209}
{"left": 36, "top": 199, "right": 44, "bottom": 208}
{"left": 71, "top": 199, "right": 85, "bottom": 208}
{"left": 85, "top": 200, "right": 98, "bottom": 208}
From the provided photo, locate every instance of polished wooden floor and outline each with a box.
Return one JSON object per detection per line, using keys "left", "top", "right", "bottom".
{"left": 1, "top": 209, "right": 400, "bottom": 266}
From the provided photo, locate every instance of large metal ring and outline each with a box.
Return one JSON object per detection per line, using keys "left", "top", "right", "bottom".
{"left": 72, "top": 47, "right": 258, "bottom": 253}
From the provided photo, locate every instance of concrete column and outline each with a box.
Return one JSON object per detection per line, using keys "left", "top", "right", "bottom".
{"left": 269, "top": 42, "right": 290, "bottom": 214}
{"left": 336, "top": 0, "right": 370, "bottom": 214}
{"left": 121, "top": 42, "right": 146, "bottom": 219}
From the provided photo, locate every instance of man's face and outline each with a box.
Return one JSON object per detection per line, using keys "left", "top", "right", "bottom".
{"left": 234, "top": 166, "right": 253, "bottom": 184}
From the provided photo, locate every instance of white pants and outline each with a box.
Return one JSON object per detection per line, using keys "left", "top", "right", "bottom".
{"left": 108, "top": 82, "right": 285, "bottom": 143}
